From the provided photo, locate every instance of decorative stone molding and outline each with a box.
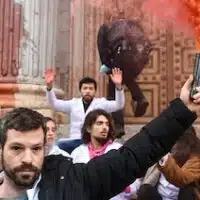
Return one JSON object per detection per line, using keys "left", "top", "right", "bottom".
{"left": 17, "top": 0, "right": 58, "bottom": 84}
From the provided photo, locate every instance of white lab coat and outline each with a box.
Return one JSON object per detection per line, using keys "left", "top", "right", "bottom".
{"left": 71, "top": 142, "right": 141, "bottom": 200}
{"left": 47, "top": 88, "right": 125, "bottom": 139}
{"left": 47, "top": 144, "right": 71, "bottom": 157}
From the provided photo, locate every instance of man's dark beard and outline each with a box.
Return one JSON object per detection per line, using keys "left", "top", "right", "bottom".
{"left": 3, "top": 158, "right": 40, "bottom": 188}
{"left": 94, "top": 136, "right": 109, "bottom": 146}
{"left": 83, "top": 96, "right": 93, "bottom": 103}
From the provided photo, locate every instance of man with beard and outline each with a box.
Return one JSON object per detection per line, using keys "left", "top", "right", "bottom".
{"left": 71, "top": 109, "right": 142, "bottom": 199}
{"left": 45, "top": 67, "right": 124, "bottom": 153}
{"left": 0, "top": 108, "right": 44, "bottom": 199}
{"left": 0, "top": 76, "right": 199, "bottom": 200}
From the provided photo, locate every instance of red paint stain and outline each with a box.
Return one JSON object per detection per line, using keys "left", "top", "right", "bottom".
{"left": 0, "top": 0, "right": 23, "bottom": 115}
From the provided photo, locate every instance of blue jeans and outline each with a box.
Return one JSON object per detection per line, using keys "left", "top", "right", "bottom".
{"left": 57, "top": 139, "right": 82, "bottom": 154}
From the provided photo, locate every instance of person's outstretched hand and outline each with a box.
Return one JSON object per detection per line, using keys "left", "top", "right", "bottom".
{"left": 180, "top": 75, "right": 200, "bottom": 112}
{"left": 110, "top": 68, "right": 123, "bottom": 89}
{"left": 45, "top": 68, "right": 56, "bottom": 90}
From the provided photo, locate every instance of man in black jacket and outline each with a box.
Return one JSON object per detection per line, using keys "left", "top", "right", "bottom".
{"left": 0, "top": 76, "right": 199, "bottom": 200}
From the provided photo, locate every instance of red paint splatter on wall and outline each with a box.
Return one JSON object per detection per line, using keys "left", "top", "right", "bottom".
{"left": 143, "top": 0, "right": 200, "bottom": 49}
{"left": 0, "top": 0, "right": 23, "bottom": 81}
{"left": 0, "top": 0, "right": 23, "bottom": 117}
{"left": 72, "top": 0, "right": 200, "bottom": 48}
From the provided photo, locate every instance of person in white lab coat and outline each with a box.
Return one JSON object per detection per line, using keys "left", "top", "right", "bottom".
{"left": 45, "top": 68, "right": 125, "bottom": 153}
{"left": 71, "top": 109, "right": 141, "bottom": 200}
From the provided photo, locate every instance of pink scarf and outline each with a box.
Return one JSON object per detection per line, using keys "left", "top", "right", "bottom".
{"left": 88, "top": 140, "right": 112, "bottom": 159}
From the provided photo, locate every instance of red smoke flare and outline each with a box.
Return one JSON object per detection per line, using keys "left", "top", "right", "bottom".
{"left": 143, "top": 0, "right": 200, "bottom": 49}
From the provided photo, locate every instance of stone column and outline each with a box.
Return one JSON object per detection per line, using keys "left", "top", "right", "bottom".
{"left": 15, "top": 0, "right": 61, "bottom": 116}
{"left": 54, "top": 0, "right": 72, "bottom": 138}
{"left": 0, "top": 0, "right": 68, "bottom": 118}
{"left": 69, "top": 0, "right": 107, "bottom": 98}
{"left": 0, "top": 0, "right": 22, "bottom": 116}
{"left": 83, "top": 1, "right": 107, "bottom": 97}
{"left": 68, "top": 0, "right": 85, "bottom": 97}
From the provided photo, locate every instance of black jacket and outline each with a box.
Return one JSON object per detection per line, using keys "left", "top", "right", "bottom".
{"left": 39, "top": 98, "right": 196, "bottom": 200}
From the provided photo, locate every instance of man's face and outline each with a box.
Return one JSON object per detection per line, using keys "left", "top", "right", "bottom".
{"left": 80, "top": 83, "right": 96, "bottom": 102}
{"left": 2, "top": 128, "right": 45, "bottom": 188}
{"left": 46, "top": 120, "right": 56, "bottom": 143}
{"left": 89, "top": 115, "right": 110, "bottom": 144}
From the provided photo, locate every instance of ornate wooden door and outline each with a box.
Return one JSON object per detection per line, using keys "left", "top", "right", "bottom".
{"left": 81, "top": 0, "right": 198, "bottom": 127}
{"left": 123, "top": 17, "right": 197, "bottom": 124}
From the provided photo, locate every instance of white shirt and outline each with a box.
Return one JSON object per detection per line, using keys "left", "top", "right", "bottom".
{"left": 158, "top": 154, "right": 180, "bottom": 200}
{"left": 26, "top": 176, "right": 41, "bottom": 200}
{"left": 48, "top": 144, "right": 71, "bottom": 157}
{"left": 157, "top": 174, "right": 180, "bottom": 200}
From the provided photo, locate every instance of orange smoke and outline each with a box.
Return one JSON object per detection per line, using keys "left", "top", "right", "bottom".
{"left": 182, "top": 0, "right": 200, "bottom": 49}
{"left": 143, "top": 0, "right": 200, "bottom": 49}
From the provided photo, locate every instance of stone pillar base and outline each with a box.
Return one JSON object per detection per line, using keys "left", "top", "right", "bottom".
{"left": 0, "top": 83, "right": 65, "bottom": 118}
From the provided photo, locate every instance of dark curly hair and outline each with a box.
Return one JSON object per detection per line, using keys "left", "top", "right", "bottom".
{"left": 81, "top": 109, "right": 116, "bottom": 144}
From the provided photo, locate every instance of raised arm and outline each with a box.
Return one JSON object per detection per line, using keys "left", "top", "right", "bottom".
{"left": 103, "top": 68, "right": 125, "bottom": 112}
{"left": 45, "top": 68, "right": 72, "bottom": 113}
{"left": 46, "top": 90, "right": 72, "bottom": 113}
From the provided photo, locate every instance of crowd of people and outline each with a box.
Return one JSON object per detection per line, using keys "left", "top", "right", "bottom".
{"left": 0, "top": 0, "right": 199, "bottom": 198}
{"left": 0, "top": 71, "right": 199, "bottom": 200}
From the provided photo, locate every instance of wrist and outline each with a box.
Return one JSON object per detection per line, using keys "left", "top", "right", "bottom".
{"left": 180, "top": 98, "right": 196, "bottom": 113}
{"left": 46, "top": 85, "right": 52, "bottom": 91}
{"left": 186, "top": 104, "right": 196, "bottom": 113}
{"left": 159, "top": 154, "right": 169, "bottom": 166}
{"left": 115, "top": 84, "right": 122, "bottom": 90}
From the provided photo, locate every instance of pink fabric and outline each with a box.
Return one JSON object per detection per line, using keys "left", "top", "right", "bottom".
{"left": 124, "top": 186, "right": 131, "bottom": 193}
{"left": 88, "top": 140, "right": 112, "bottom": 159}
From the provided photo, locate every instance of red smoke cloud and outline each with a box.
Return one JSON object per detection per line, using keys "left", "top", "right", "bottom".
{"left": 143, "top": 0, "right": 200, "bottom": 48}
